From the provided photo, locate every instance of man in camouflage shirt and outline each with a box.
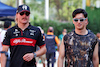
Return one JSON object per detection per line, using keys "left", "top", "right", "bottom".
{"left": 58, "top": 8, "right": 99, "bottom": 67}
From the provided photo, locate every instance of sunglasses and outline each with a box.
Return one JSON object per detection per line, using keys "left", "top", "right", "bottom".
{"left": 20, "top": 12, "right": 30, "bottom": 16}
{"left": 73, "top": 18, "right": 87, "bottom": 22}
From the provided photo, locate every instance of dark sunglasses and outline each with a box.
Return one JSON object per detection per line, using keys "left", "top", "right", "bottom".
{"left": 20, "top": 12, "right": 30, "bottom": 16}
{"left": 73, "top": 18, "right": 87, "bottom": 22}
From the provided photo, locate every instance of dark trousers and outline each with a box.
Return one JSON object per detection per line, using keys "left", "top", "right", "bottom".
{"left": 6, "top": 57, "right": 10, "bottom": 67}
{"left": 46, "top": 52, "right": 55, "bottom": 67}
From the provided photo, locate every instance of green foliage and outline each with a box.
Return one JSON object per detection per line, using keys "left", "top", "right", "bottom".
{"left": 30, "top": 20, "right": 74, "bottom": 36}
{"left": 26, "top": 0, "right": 45, "bottom": 21}
{"left": 86, "top": 6, "right": 100, "bottom": 34}
{"left": 2, "top": 0, "right": 16, "bottom": 7}
{"left": 24, "top": 0, "right": 83, "bottom": 21}
{"left": 49, "top": 0, "right": 82, "bottom": 21}
{"left": 30, "top": 6, "right": 100, "bottom": 36}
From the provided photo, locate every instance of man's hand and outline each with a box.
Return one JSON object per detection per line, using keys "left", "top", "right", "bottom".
{"left": 23, "top": 53, "right": 34, "bottom": 62}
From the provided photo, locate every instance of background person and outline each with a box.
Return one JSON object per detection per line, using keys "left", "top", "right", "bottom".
{"left": 58, "top": 8, "right": 99, "bottom": 67}
{"left": 0, "top": 28, "right": 2, "bottom": 62}
{"left": 0, "top": 21, "right": 11, "bottom": 67}
{"left": 96, "top": 33, "right": 100, "bottom": 66}
{"left": 36, "top": 26, "right": 46, "bottom": 67}
{"left": 45, "top": 26, "right": 59, "bottom": 67}
{"left": 58, "top": 29, "right": 67, "bottom": 45}
{"left": 96, "top": 33, "right": 100, "bottom": 40}
{"left": 1, "top": 4, "right": 46, "bottom": 67}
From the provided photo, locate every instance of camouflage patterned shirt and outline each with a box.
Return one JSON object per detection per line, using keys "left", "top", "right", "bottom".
{"left": 64, "top": 30, "right": 98, "bottom": 67}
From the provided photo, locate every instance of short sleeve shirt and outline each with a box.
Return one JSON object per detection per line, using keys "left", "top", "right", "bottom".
{"left": 59, "top": 34, "right": 63, "bottom": 40}
{"left": 3, "top": 24, "right": 45, "bottom": 67}
{"left": 64, "top": 30, "right": 98, "bottom": 67}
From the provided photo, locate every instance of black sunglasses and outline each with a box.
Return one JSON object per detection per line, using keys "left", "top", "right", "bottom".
{"left": 73, "top": 18, "right": 87, "bottom": 22}
{"left": 20, "top": 12, "right": 30, "bottom": 16}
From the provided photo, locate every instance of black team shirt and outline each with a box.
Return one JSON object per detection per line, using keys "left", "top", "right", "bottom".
{"left": 3, "top": 24, "right": 45, "bottom": 67}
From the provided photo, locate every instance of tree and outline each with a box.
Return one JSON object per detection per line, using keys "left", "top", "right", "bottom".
{"left": 1, "top": 0, "right": 16, "bottom": 7}
{"left": 49, "top": 0, "right": 82, "bottom": 21}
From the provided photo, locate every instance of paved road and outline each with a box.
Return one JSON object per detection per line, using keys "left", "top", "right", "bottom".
{"left": 37, "top": 60, "right": 57, "bottom": 67}
{"left": 37, "top": 51, "right": 59, "bottom": 67}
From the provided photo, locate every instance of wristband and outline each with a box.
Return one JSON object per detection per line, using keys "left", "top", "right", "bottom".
{"left": 33, "top": 52, "right": 37, "bottom": 58}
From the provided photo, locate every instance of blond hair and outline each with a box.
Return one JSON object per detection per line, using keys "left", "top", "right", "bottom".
{"left": 15, "top": 14, "right": 18, "bottom": 24}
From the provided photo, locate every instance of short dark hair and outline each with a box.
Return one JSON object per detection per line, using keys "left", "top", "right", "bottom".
{"left": 72, "top": 8, "right": 88, "bottom": 18}
{"left": 4, "top": 21, "right": 11, "bottom": 28}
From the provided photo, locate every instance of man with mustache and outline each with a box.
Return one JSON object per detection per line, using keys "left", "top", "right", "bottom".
{"left": 1, "top": 4, "right": 46, "bottom": 67}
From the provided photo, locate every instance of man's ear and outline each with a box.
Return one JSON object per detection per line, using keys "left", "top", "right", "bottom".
{"left": 85, "top": 19, "right": 88, "bottom": 25}
{"left": 72, "top": 19, "right": 74, "bottom": 24}
{"left": 16, "top": 13, "right": 18, "bottom": 16}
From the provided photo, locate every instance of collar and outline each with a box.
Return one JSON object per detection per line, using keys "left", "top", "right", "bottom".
{"left": 15, "top": 23, "right": 32, "bottom": 30}
{"left": 47, "top": 32, "right": 54, "bottom": 35}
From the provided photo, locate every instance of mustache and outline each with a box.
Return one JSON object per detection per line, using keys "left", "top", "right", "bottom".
{"left": 22, "top": 17, "right": 27, "bottom": 20}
